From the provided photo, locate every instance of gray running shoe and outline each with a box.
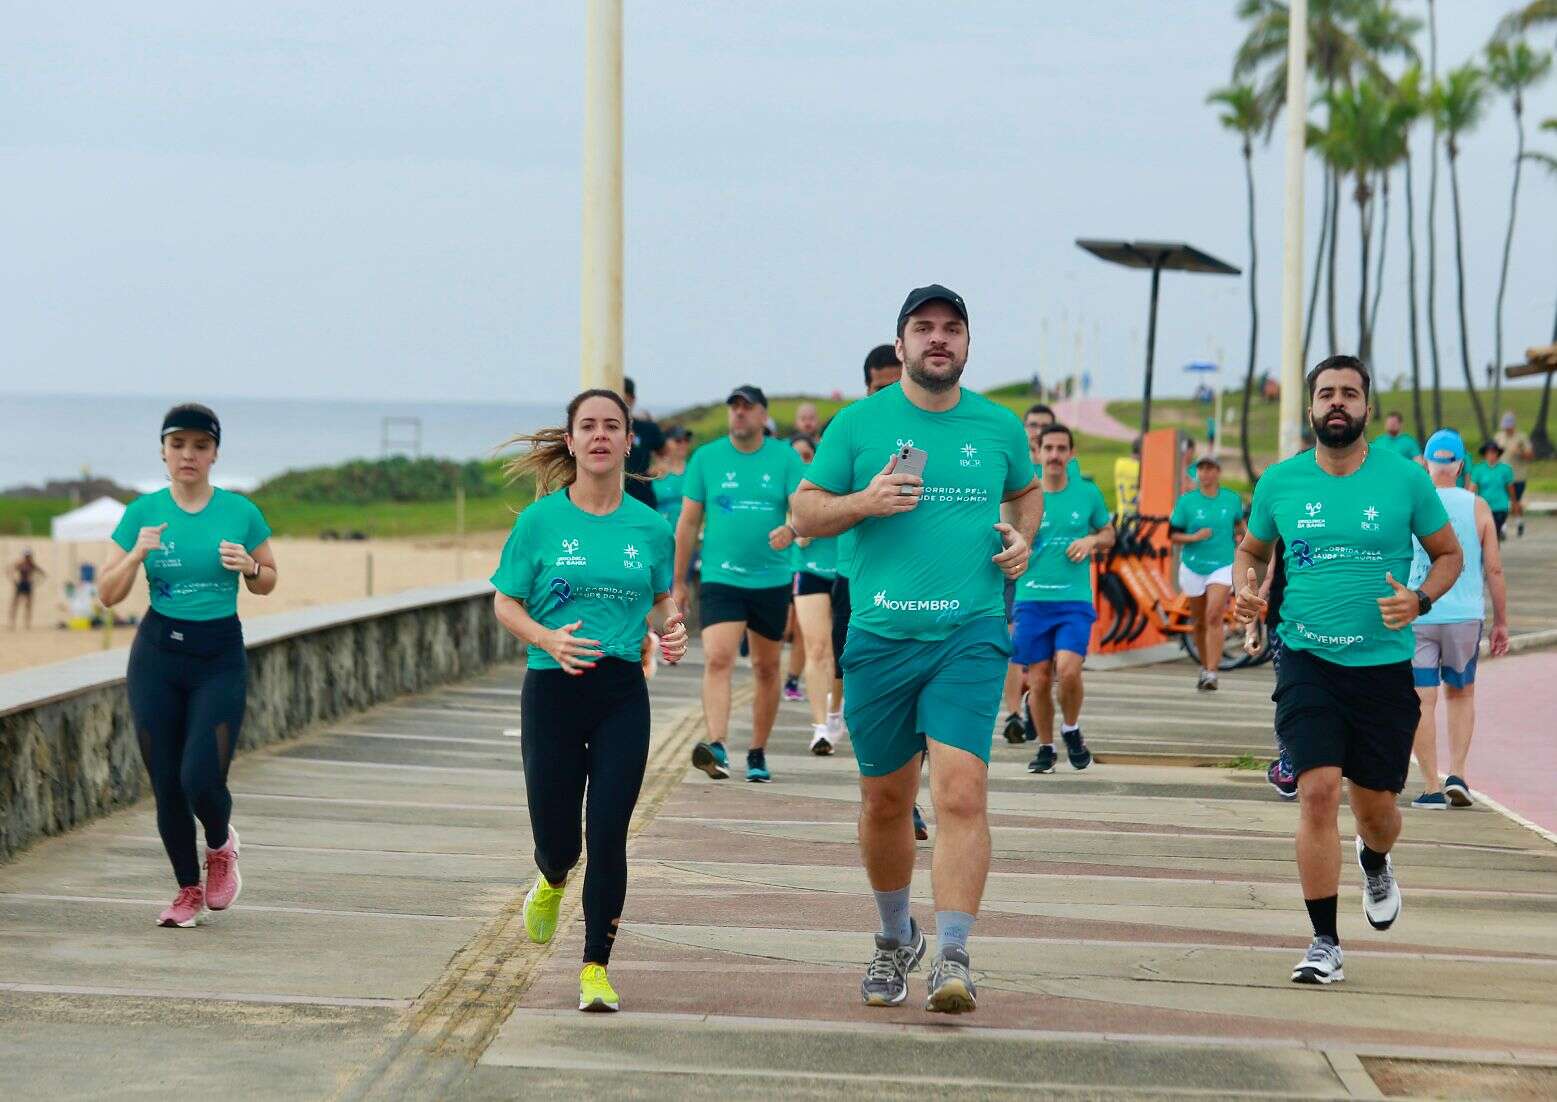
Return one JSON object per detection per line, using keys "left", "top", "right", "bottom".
{"left": 1290, "top": 936, "right": 1344, "bottom": 984}
{"left": 925, "top": 946, "right": 978, "bottom": 1014}
{"left": 860, "top": 919, "right": 926, "bottom": 1007}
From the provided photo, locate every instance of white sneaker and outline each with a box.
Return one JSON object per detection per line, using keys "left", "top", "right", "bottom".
{"left": 1356, "top": 835, "right": 1401, "bottom": 930}
{"left": 1291, "top": 936, "right": 1344, "bottom": 984}
{"left": 826, "top": 711, "right": 844, "bottom": 740}
{"left": 809, "top": 724, "right": 834, "bottom": 756}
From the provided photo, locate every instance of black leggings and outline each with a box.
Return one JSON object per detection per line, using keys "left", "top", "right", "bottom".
{"left": 127, "top": 609, "right": 246, "bottom": 887}
{"left": 520, "top": 658, "right": 651, "bottom": 966}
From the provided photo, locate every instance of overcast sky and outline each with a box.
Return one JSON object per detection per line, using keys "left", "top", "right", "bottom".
{"left": 4, "top": 1, "right": 1554, "bottom": 408}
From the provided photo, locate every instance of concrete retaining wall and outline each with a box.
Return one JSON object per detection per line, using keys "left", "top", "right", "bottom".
{"left": 0, "top": 581, "right": 518, "bottom": 864}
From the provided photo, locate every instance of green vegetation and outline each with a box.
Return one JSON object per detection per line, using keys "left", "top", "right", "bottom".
{"left": 1113, "top": 385, "right": 1557, "bottom": 493}
{"left": 0, "top": 498, "right": 74, "bottom": 537}
{"left": 248, "top": 493, "right": 529, "bottom": 539}
{"left": 255, "top": 455, "right": 504, "bottom": 504}
{"left": 1214, "top": 754, "right": 1268, "bottom": 771}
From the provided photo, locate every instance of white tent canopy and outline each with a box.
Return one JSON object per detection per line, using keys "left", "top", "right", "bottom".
{"left": 50, "top": 496, "right": 126, "bottom": 543}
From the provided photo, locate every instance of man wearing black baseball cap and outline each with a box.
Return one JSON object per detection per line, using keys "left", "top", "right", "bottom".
{"left": 794, "top": 285, "right": 1043, "bottom": 1014}
{"left": 673, "top": 384, "right": 806, "bottom": 784}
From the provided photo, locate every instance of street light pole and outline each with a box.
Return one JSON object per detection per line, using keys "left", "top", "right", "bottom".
{"left": 580, "top": 0, "right": 623, "bottom": 393}
{"left": 1277, "top": 0, "right": 1308, "bottom": 458}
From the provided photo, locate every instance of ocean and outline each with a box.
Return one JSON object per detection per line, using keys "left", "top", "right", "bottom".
{"left": 0, "top": 392, "right": 561, "bottom": 493}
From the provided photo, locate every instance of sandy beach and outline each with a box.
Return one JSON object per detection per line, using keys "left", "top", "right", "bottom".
{"left": 0, "top": 533, "right": 508, "bottom": 678}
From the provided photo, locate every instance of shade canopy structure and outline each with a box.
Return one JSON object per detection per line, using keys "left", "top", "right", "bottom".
{"left": 1076, "top": 239, "right": 1240, "bottom": 437}
{"left": 50, "top": 496, "right": 126, "bottom": 543}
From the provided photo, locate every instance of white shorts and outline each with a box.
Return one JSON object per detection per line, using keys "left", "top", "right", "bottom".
{"left": 1179, "top": 562, "right": 1233, "bottom": 598}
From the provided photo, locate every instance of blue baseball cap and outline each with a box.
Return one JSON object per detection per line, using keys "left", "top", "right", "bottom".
{"left": 1423, "top": 429, "right": 1465, "bottom": 464}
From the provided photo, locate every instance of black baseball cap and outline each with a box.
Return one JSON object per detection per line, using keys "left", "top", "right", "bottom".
{"left": 896, "top": 284, "right": 969, "bottom": 335}
{"left": 665, "top": 425, "right": 693, "bottom": 441}
{"left": 726, "top": 385, "right": 768, "bottom": 407}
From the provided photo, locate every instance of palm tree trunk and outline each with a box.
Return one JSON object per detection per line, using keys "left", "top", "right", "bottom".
{"left": 1493, "top": 105, "right": 1527, "bottom": 419}
{"left": 1448, "top": 148, "right": 1489, "bottom": 440}
{"left": 1426, "top": 0, "right": 1444, "bottom": 426}
{"left": 1369, "top": 172, "right": 1390, "bottom": 341}
{"left": 1240, "top": 143, "right": 1260, "bottom": 484}
{"left": 1325, "top": 169, "right": 1341, "bottom": 353}
{"left": 1404, "top": 150, "right": 1427, "bottom": 442}
{"left": 1304, "top": 163, "right": 1332, "bottom": 364}
{"left": 1533, "top": 294, "right": 1557, "bottom": 459}
{"left": 1357, "top": 180, "right": 1373, "bottom": 369}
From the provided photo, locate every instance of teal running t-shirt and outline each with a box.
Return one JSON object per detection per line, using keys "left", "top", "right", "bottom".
{"left": 490, "top": 488, "right": 672, "bottom": 670}
{"left": 1469, "top": 460, "right": 1515, "bottom": 512}
{"left": 1247, "top": 448, "right": 1449, "bottom": 666}
{"left": 1169, "top": 487, "right": 1245, "bottom": 575}
{"left": 806, "top": 384, "right": 1035, "bottom": 641}
{"left": 653, "top": 468, "right": 685, "bottom": 529}
{"left": 1373, "top": 432, "right": 1421, "bottom": 460}
{"left": 682, "top": 436, "right": 804, "bottom": 589}
{"left": 792, "top": 534, "right": 838, "bottom": 580}
{"left": 1015, "top": 476, "right": 1111, "bottom": 604}
{"left": 111, "top": 488, "right": 272, "bottom": 621}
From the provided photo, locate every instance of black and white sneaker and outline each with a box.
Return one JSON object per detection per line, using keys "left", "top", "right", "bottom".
{"left": 1356, "top": 835, "right": 1401, "bottom": 930}
{"left": 1291, "top": 936, "right": 1344, "bottom": 984}
{"left": 1001, "top": 711, "right": 1026, "bottom": 745}
{"left": 1197, "top": 669, "right": 1218, "bottom": 692}
{"left": 859, "top": 919, "right": 926, "bottom": 1007}
{"left": 1027, "top": 744, "right": 1057, "bottom": 774}
{"left": 1061, "top": 727, "right": 1092, "bottom": 770}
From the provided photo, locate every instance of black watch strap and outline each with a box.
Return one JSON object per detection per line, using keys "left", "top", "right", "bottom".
{"left": 1414, "top": 588, "right": 1432, "bottom": 616}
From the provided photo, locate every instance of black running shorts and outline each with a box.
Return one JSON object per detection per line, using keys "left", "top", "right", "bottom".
{"left": 830, "top": 575, "right": 851, "bottom": 679}
{"left": 699, "top": 581, "right": 791, "bottom": 642}
{"left": 1273, "top": 644, "right": 1419, "bottom": 793}
{"left": 794, "top": 571, "right": 833, "bottom": 598}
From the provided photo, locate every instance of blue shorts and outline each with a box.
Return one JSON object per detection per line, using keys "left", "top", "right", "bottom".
{"left": 1011, "top": 600, "right": 1096, "bottom": 665}
{"left": 840, "top": 617, "right": 1011, "bottom": 777}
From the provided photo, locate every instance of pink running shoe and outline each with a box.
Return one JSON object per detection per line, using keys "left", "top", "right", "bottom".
{"left": 158, "top": 885, "right": 207, "bottom": 928}
{"left": 204, "top": 827, "right": 242, "bottom": 911}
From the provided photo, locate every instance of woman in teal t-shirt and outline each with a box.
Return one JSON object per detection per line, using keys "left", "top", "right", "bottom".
{"left": 97, "top": 403, "right": 278, "bottom": 929}
{"left": 651, "top": 425, "right": 692, "bottom": 532}
{"left": 1469, "top": 441, "right": 1515, "bottom": 540}
{"left": 490, "top": 388, "right": 689, "bottom": 1014}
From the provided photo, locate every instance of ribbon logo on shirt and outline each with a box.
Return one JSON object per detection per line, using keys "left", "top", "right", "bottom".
{"left": 1291, "top": 539, "right": 1315, "bottom": 568}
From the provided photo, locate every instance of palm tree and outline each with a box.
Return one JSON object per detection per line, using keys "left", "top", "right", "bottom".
{"left": 1496, "top": 1, "right": 1557, "bottom": 44}
{"left": 1522, "top": 117, "right": 1557, "bottom": 457}
{"left": 1208, "top": 84, "right": 1267, "bottom": 482}
{"left": 1432, "top": 64, "right": 1491, "bottom": 441}
{"left": 1391, "top": 65, "right": 1430, "bottom": 440}
{"left": 1235, "top": 0, "right": 1414, "bottom": 356}
{"left": 1485, "top": 39, "right": 1553, "bottom": 415}
{"left": 1325, "top": 80, "right": 1398, "bottom": 370}
{"left": 1425, "top": 0, "right": 1444, "bottom": 425}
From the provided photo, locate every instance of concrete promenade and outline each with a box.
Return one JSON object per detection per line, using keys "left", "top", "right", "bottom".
{"left": 0, "top": 520, "right": 1553, "bottom": 1098}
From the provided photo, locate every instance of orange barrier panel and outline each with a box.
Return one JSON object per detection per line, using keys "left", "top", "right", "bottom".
{"left": 1091, "top": 427, "right": 1182, "bottom": 654}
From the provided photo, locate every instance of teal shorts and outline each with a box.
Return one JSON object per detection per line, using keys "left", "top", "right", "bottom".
{"left": 840, "top": 616, "right": 1013, "bottom": 777}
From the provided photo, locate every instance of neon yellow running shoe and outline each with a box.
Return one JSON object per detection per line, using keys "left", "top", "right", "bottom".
{"left": 522, "top": 876, "right": 564, "bottom": 944}
{"left": 578, "top": 964, "right": 620, "bottom": 1012}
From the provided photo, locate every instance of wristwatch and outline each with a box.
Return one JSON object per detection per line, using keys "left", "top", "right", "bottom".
{"left": 1413, "top": 588, "right": 1432, "bottom": 617}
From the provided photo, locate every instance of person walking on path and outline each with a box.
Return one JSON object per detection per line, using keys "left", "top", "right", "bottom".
{"left": 1013, "top": 424, "right": 1114, "bottom": 772}
{"left": 1373, "top": 411, "right": 1421, "bottom": 461}
{"left": 1493, "top": 411, "right": 1534, "bottom": 537}
{"left": 622, "top": 377, "right": 666, "bottom": 511}
{"left": 1469, "top": 441, "right": 1516, "bottom": 541}
{"left": 783, "top": 433, "right": 844, "bottom": 754}
{"left": 1408, "top": 430, "right": 1510, "bottom": 810}
{"left": 97, "top": 404, "right": 277, "bottom": 929}
{"left": 1234, "top": 355, "right": 1462, "bottom": 986}
{"left": 673, "top": 385, "right": 805, "bottom": 783}
{"left": 651, "top": 426, "right": 693, "bottom": 532}
{"left": 794, "top": 285, "right": 1041, "bottom": 1014}
{"left": 8, "top": 548, "right": 46, "bottom": 630}
{"left": 1169, "top": 455, "right": 1246, "bottom": 691}
{"left": 491, "top": 389, "right": 689, "bottom": 1013}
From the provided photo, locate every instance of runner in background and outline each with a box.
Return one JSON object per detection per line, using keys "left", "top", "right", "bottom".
{"left": 1469, "top": 441, "right": 1515, "bottom": 541}
{"left": 1169, "top": 456, "right": 1245, "bottom": 691}
{"left": 622, "top": 377, "right": 665, "bottom": 510}
{"left": 1373, "top": 410, "right": 1421, "bottom": 461}
{"left": 1493, "top": 411, "right": 1534, "bottom": 537}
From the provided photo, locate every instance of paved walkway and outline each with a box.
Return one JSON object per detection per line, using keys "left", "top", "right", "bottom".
{"left": 3, "top": 524, "right": 1555, "bottom": 1097}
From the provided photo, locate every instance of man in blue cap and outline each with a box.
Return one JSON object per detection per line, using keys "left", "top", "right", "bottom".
{"left": 1407, "top": 430, "right": 1510, "bottom": 809}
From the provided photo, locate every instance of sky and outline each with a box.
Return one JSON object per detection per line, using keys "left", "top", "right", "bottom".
{"left": 4, "top": 1, "right": 1555, "bottom": 411}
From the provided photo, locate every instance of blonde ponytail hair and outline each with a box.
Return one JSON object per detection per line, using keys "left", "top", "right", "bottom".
{"left": 499, "top": 388, "right": 632, "bottom": 496}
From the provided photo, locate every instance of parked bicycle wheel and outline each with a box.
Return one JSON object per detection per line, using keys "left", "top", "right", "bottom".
{"left": 1181, "top": 616, "right": 1271, "bottom": 670}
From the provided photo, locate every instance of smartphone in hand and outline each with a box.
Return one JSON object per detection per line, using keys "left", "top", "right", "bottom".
{"left": 895, "top": 445, "right": 928, "bottom": 494}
